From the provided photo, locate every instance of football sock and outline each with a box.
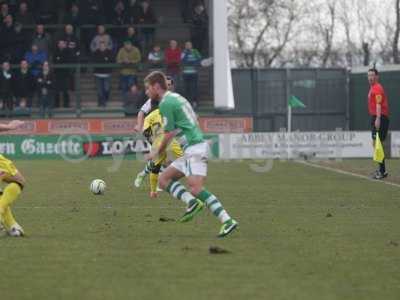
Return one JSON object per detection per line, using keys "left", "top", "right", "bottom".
{"left": 166, "top": 181, "right": 196, "bottom": 205}
{"left": 149, "top": 173, "right": 159, "bottom": 193}
{"left": 142, "top": 161, "right": 152, "bottom": 175}
{"left": 3, "top": 207, "right": 17, "bottom": 229}
{"left": 0, "top": 183, "right": 22, "bottom": 215}
{"left": 379, "top": 159, "right": 386, "bottom": 174}
{"left": 197, "top": 189, "right": 231, "bottom": 223}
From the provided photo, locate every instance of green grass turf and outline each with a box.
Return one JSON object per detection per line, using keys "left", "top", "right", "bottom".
{"left": 1, "top": 159, "right": 400, "bottom": 300}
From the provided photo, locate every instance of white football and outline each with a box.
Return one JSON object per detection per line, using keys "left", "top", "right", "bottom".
{"left": 90, "top": 179, "right": 106, "bottom": 195}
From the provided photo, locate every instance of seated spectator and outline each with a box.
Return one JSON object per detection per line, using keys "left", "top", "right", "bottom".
{"left": 0, "top": 3, "right": 10, "bottom": 24}
{"left": 181, "top": 41, "right": 201, "bottom": 108}
{"left": 148, "top": 44, "right": 164, "bottom": 71}
{"left": 126, "top": 0, "right": 143, "bottom": 24}
{"left": 120, "top": 26, "right": 142, "bottom": 51}
{"left": 32, "top": 24, "right": 52, "bottom": 55}
{"left": 110, "top": 1, "right": 128, "bottom": 42}
{"left": 13, "top": 60, "right": 35, "bottom": 108}
{"left": 137, "top": 0, "right": 157, "bottom": 53}
{"left": 15, "top": 1, "right": 35, "bottom": 25}
{"left": 63, "top": 3, "right": 83, "bottom": 28}
{"left": 128, "top": 83, "right": 146, "bottom": 111}
{"left": 93, "top": 42, "right": 113, "bottom": 107}
{"left": 53, "top": 40, "right": 72, "bottom": 108}
{"left": 116, "top": 40, "right": 141, "bottom": 104}
{"left": 14, "top": 22, "right": 30, "bottom": 64}
{"left": 60, "top": 24, "right": 80, "bottom": 62}
{"left": 35, "top": 0, "right": 58, "bottom": 24}
{"left": 165, "top": 40, "right": 182, "bottom": 91}
{"left": 0, "top": 61, "right": 14, "bottom": 110}
{"left": 0, "top": 15, "right": 17, "bottom": 62}
{"left": 82, "top": 0, "right": 105, "bottom": 25}
{"left": 111, "top": 0, "right": 128, "bottom": 25}
{"left": 24, "top": 44, "right": 47, "bottom": 77}
{"left": 90, "top": 25, "right": 113, "bottom": 54}
{"left": 191, "top": 3, "right": 208, "bottom": 55}
{"left": 36, "top": 61, "right": 54, "bottom": 117}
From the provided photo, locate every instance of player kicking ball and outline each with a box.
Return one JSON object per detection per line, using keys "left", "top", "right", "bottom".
{"left": 0, "top": 120, "right": 26, "bottom": 237}
{"left": 144, "top": 71, "right": 238, "bottom": 238}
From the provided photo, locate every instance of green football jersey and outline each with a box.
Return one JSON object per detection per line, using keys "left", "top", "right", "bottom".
{"left": 159, "top": 91, "right": 204, "bottom": 148}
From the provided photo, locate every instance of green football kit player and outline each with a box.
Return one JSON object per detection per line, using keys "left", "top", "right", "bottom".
{"left": 144, "top": 71, "right": 238, "bottom": 238}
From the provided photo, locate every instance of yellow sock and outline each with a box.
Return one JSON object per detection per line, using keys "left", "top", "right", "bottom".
{"left": 149, "top": 173, "right": 159, "bottom": 193}
{"left": 3, "top": 207, "right": 17, "bottom": 229}
{"left": 0, "top": 183, "right": 22, "bottom": 215}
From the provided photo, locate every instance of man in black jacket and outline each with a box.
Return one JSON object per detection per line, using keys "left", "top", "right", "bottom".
{"left": 0, "top": 61, "right": 14, "bottom": 111}
{"left": 53, "top": 40, "right": 72, "bottom": 108}
{"left": 13, "top": 60, "right": 35, "bottom": 108}
{"left": 93, "top": 41, "right": 114, "bottom": 107}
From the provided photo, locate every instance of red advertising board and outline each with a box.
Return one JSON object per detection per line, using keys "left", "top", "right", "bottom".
{"left": 0, "top": 117, "right": 252, "bottom": 135}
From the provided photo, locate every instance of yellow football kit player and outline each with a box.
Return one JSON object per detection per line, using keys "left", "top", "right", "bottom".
{"left": 0, "top": 120, "right": 26, "bottom": 237}
{"left": 142, "top": 109, "right": 183, "bottom": 197}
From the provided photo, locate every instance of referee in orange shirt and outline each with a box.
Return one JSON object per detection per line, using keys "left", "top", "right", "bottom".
{"left": 367, "top": 68, "right": 389, "bottom": 179}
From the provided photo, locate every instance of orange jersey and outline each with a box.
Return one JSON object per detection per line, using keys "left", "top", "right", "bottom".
{"left": 368, "top": 83, "right": 389, "bottom": 116}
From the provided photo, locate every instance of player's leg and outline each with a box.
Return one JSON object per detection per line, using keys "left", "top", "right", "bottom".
{"left": 134, "top": 161, "right": 153, "bottom": 188}
{"left": 184, "top": 142, "right": 238, "bottom": 237}
{"left": 158, "top": 162, "right": 204, "bottom": 221}
{"left": 0, "top": 171, "right": 26, "bottom": 236}
{"left": 376, "top": 116, "right": 389, "bottom": 179}
{"left": 187, "top": 174, "right": 238, "bottom": 238}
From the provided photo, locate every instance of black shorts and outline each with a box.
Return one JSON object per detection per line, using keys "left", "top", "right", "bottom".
{"left": 371, "top": 115, "right": 389, "bottom": 141}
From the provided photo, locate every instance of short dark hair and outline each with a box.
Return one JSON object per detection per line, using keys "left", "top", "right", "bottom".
{"left": 144, "top": 71, "right": 168, "bottom": 90}
{"left": 368, "top": 68, "right": 379, "bottom": 75}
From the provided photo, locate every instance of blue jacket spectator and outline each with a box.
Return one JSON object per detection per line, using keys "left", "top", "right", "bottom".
{"left": 181, "top": 41, "right": 202, "bottom": 108}
{"left": 24, "top": 44, "right": 48, "bottom": 77}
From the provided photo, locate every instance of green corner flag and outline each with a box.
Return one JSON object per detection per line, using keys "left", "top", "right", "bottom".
{"left": 288, "top": 95, "right": 306, "bottom": 108}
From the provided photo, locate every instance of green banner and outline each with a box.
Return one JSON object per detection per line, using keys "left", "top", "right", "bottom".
{"left": 0, "top": 134, "right": 219, "bottom": 160}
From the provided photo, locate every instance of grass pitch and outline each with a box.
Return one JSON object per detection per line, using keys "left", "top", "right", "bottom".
{"left": 1, "top": 159, "right": 400, "bottom": 300}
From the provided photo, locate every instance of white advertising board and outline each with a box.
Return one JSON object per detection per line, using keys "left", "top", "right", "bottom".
{"left": 219, "top": 131, "right": 372, "bottom": 159}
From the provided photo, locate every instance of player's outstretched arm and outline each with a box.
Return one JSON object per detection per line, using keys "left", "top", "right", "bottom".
{"left": 145, "top": 130, "right": 177, "bottom": 161}
{"left": 134, "top": 111, "right": 145, "bottom": 132}
{"left": 0, "top": 120, "right": 25, "bottom": 131}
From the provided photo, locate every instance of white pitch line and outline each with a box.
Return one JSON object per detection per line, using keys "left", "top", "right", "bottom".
{"left": 297, "top": 161, "right": 400, "bottom": 189}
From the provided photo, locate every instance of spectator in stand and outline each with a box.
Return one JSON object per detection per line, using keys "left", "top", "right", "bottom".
{"left": 15, "top": 1, "right": 35, "bottom": 25}
{"left": 61, "top": 24, "right": 80, "bottom": 61}
{"left": 35, "top": 0, "right": 58, "bottom": 24}
{"left": 148, "top": 44, "right": 164, "bottom": 71}
{"left": 36, "top": 61, "right": 54, "bottom": 117}
{"left": 24, "top": 43, "right": 47, "bottom": 77}
{"left": 93, "top": 41, "right": 113, "bottom": 107}
{"left": 0, "top": 15, "right": 17, "bottom": 62}
{"left": 191, "top": 3, "right": 208, "bottom": 55}
{"left": 127, "top": 0, "right": 143, "bottom": 24}
{"left": 0, "top": 3, "right": 10, "bottom": 24}
{"left": 63, "top": 3, "right": 83, "bottom": 28}
{"left": 121, "top": 26, "right": 142, "bottom": 51}
{"left": 14, "top": 22, "right": 30, "bottom": 63}
{"left": 13, "top": 59, "right": 35, "bottom": 108}
{"left": 82, "top": 0, "right": 105, "bottom": 25}
{"left": 110, "top": 1, "right": 128, "bottom": 42}
{"left": 116, "top": 40, "right": 141, "bottom": 104}
{"left": 53, "top": 40, "right": 71, "bottom": 108}
{"left": 0, "top": 61, "right": 14, "bottom": 110}
{"left": 127, "top": 83, "right": 146, "bottom": 111}
{"left": 165, "top": 39, "right": 181, "bottom": 91}
{"left": 181, "top": 41, "right": 201, "bottom": 108}
{"left": 32, "top": 24, "right": 52, "bottom": 56}
{"left": 90, "top": 25, "right": 113, "bottom": 54}
{"left": 137, "top": 0, "right": 157, "bottom": 53}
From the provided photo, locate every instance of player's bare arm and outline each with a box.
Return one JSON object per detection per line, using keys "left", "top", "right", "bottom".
{"left": 145, "top": 130, "right": 177, "bottom": 161}
{"left": 0, "top": 120, "right": 25, "bottom": 131}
